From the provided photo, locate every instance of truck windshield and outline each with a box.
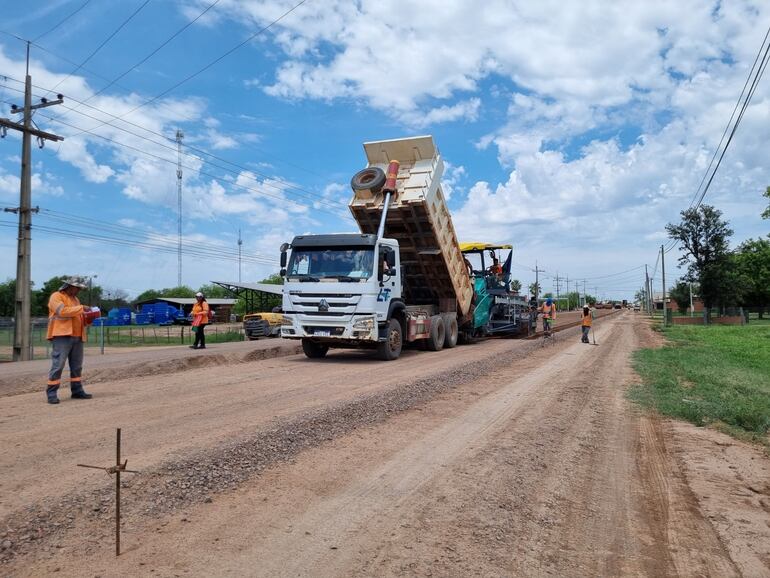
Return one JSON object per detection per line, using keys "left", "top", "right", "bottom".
{"left": 287, "top": 247, "right": 374, "bottom": 280}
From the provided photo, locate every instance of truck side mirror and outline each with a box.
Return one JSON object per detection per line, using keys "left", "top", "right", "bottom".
{"left": 385, "top": 251, "right": 396, "bottom": 268}
{"left": 280, "top": 268, "right": 286, "bottom": 277}
{"left": 280, "top": 251, "right": 287, "bottom": 268}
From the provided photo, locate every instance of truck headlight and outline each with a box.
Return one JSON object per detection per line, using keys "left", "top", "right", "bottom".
{"left": 353, "top": 317, "right": 374, "bottom": 331}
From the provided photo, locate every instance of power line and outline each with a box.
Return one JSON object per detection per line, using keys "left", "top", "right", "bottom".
{"left": 7, "top": 99, "right": 352, "bottom": 221}
{"left": 44, "top": 1, "right": 152, "bottom": 98}
{"left": 71, "top": 0, "right": 222, "bottom": 109}
{"left": 0, "top": 77, "right": 349, "bottom": 213}
{"left": 32, "top": 0, "right": 93, "bottom": 42}
{"left": 1, "top": 25, "right": 332, "bottom": 182}
{"left": 68, "top": 0, "right": 309, "bottom": 138}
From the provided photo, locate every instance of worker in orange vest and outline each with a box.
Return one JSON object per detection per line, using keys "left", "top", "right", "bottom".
{"left": 581, "top": 304, "right": 593, "bottom": 343}
{"left": 46, "top": 276, "right": 93, "bottom": 404}
{"left": 540, "top": 297, "right": 556, "bottom": 333}
{"left": 190, "top": 292, "right": 210, "bottom": 349}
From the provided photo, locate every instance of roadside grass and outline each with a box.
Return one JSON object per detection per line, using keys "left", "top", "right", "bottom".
{"left": 631, "top": 323, "right": 770, "bottom": 445}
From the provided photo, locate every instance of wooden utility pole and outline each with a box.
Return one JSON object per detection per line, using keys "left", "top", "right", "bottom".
{"left": 0, "top": 43, "right": 64, "bottom": 361}
{"left": 661, "top": 245, "right": 667, "bottom": 326}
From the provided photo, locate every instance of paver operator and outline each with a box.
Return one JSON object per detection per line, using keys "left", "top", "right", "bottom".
{"left": 540, "top": 297, "right": 556, "bottom": 333}
{"left": 46, "top": 276, "right": 93, "bottom": 405}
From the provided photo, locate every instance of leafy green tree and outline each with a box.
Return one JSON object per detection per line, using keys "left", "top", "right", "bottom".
{"left": 197, "top": 284, "right": 231, "bottom": 299}
{"left": 510, "top": 279, "right": 522, "bottom": 293}
{"left": 160, "top": 286, "right": 196, "bottom": 298}
{"left": 134, "top": 289, "right": 161, "bottom": 303}
{"left": 665, "top": 205, "right": 735, "bottom": 312}
{"left": 0, "top": 278, "right": 15, "bottom": 317}
{"left": 260, "top": 273, "right": 284, "bottom": 285}
{"left": 762, "top": 186, "right": 770, "bottom": 220}
{"left": 668, "top": 281, "right": 691, "bottom": 315}
{"left": 733, "top": 237, "right": 770, "bottom": 317}
{"left": 32, "top": 276, "right": 68, "bottom": 316}
{"left": 528, "top": 282, "right": 540, "bottom": 299}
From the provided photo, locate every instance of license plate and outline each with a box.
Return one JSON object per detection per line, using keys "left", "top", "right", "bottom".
{"left": 315, "top": 329, "right": 330, "bottom": 337}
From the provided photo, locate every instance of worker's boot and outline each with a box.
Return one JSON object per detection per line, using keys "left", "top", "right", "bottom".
{"left": 70, "top": 383, "right": 93, "bottom": 400}
{"left": 46, "top": 386, "right": 60, "bottom": 405}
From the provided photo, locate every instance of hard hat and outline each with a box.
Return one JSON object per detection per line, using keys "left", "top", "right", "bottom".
{"left": 546, "top": 297, "right": 553, "bottom": 305}
{"left": 60, "top": 276, "right": 87, "bottom": 290}
{"left": 195, "top": 292, "right": 204, "bottom": 298}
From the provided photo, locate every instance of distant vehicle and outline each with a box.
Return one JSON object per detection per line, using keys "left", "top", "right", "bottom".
{"left": 243, "top": 312, "right": 282, "bottom": 340}
{"left": 613, "top": 303, "right": 622, "bottom": 310}
{"left": 633, "top": 304, "right": 641, "bottom": 312}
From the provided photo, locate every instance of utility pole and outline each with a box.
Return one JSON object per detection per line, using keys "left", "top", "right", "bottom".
{"left": 176, "top": 129, "right": 184, "bottom": 288}
{"left": 0, "top": 43, "right": 64, "bottom": 361}
{"left": 661, "top": 245, "right": 667, "bottom": 326}
{"left": 565, "top": 275, "right": 569, "bottom": 309}
{"left": 237, "top": 228, "right": 242, "bottom": 283}
{"left": 555, "top": 273, "right": 560, "bottom": 309}
{"left": 575, "top": 281, "right": 580, "bottom": 310}
{"left": 582, "top": 280, "right": 586, "bottom": 307}
{"left": 645, "top": 264, "right": 650, "bottom": 315}
{"left": 689, "top": 281, "right": 694, "bottom": 317}
{"left": 534, "top": 261, "right": 539, "bottom": 302}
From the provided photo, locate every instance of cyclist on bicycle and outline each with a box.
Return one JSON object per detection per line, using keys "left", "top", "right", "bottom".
{"left": 540, "top": 297, "right": 556, "bottom": 333}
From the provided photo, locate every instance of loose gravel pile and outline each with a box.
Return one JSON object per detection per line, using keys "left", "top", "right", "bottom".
{"left": 0, "top": 327, "right": 580, "bottom": 566}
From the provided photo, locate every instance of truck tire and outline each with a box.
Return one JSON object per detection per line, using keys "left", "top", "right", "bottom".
{"left": 426, "top": 315, "right": 445, "bottom": 351}
{"left": 350, "top": 167, "right": 386, "bottom": 193}
{"left": 302, "top": 339, "right": 329, "bottom": 359}
{"left": 442, "top": 314, "right": 458, "bottom": 348}
{"left": 377, "top": 318, "right": 403, "bottom": 361}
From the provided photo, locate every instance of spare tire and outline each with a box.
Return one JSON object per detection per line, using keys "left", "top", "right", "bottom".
{"left": 350, "top": 167, "right": 386, "bottom": 193}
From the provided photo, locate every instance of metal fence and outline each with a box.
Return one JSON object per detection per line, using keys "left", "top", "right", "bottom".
{"left": 0, "top": 318, "right": 247, "bottom": 361}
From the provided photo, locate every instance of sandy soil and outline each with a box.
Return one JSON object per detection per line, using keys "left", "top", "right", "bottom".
{"left": 1, "top": 311, "right": 767, "bottom": 577}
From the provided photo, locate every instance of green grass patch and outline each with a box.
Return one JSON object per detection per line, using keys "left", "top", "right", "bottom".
{"left": 631, "top": 324, "right": 770, "bottom": 443}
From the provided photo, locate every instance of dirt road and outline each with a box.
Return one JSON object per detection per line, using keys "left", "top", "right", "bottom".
{"left": 1, "top": 312, "right": 768, "bottom": 576}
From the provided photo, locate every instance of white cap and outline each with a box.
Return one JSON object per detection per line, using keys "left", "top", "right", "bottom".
{"left": 195, "top": 292, "right": 203, "bottom": 297}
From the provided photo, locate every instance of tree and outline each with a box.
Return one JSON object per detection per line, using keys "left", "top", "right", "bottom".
{"left": 733, "top": 237, "right": 770, "bottom": 317}
{"left": 0, "top": 278, "right": 15, "bottom": 317}
{"left": 198, "top": 284, "right": 231, "bottom": 299}
{"left": 528, "top": 282, "right": 540, "bottom": 299}
{"left": 134, "top": 289, "right": 161, "bottom": 303}
{"left": 260, "top": 273, "right": 283, "bottom": 285}
{"left": 763, "top": 186, "right": 770, "bottom": 220}
{"left": 668, "top": 281, "right": 691, "bottom": 315}
{"left": 510, "top": 279, "right": 522, "bottom": 293}
{"left": 665, "top": 205, "right": 734, "bottom": 312}
{"left": 32, "top": 276, "right": 68, "bottom": 316}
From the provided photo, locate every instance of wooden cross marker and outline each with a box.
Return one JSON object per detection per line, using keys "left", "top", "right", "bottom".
{"left": 77, "top": 428, "right": 139, "bottom": 556}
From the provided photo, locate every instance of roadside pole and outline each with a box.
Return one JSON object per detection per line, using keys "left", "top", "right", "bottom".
{"left": 661, "top": 245, "right": 667, "bottom": 327}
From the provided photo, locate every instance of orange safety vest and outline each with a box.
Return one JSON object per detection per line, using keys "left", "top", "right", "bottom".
{"left": 47, "top": 291, "right": 87, "bottom": 341}
{"left": 192, "top": 301, "right": 209, "bottom": 327}
{"left": 541, "top": 303, "right": 556, "bottom": 319}
{"left": 581, "top": 310, "right": 593, "bottom": 327}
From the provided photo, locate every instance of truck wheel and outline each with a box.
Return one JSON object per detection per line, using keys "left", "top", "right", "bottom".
{"left": 427, "top": 315, "right": 445, "bottom": 351}
{"left": 350, "top": 167, "right": 386, "bottom": 193}
{"left": 302, "top": 339, "right": 329, "bottom": 359}
{"left": 377, "top": 318, "right": 403, "bottom": 360}
{"left": 442, "top": 314, "right": 458, "bottom": 348}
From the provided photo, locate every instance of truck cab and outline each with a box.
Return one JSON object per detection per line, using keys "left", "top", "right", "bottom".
{"left": 280, "top": 234, "right": 402, "bottom": 358}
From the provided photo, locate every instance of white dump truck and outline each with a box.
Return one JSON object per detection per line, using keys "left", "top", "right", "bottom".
{"left": 279, "top": 135, "right": 475, "bottom": 360}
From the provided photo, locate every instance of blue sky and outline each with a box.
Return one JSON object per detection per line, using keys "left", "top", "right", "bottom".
{"left": 1, "top": 0, "right": 769, "bottom": 301}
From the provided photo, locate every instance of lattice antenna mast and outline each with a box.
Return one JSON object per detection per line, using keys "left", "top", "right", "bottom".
{"left": 176, "top": 129, "right": 184, "bottom": 287}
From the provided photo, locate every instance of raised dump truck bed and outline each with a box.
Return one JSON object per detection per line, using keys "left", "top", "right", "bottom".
{"left": 348, "top": 136, "right": 474, "bottom": 319}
